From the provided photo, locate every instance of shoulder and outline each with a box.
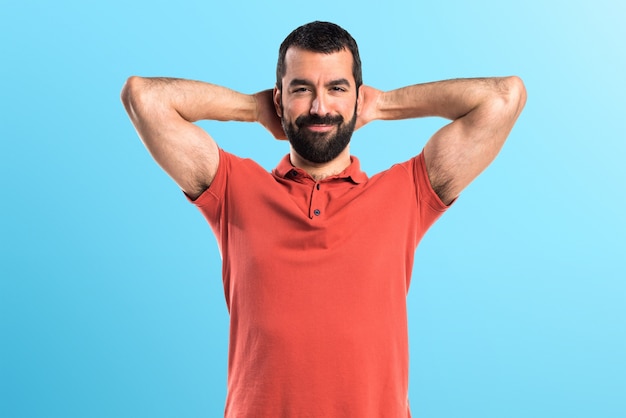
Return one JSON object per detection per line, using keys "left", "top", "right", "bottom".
{"left": 378, "top": 152, "right": 451, "bottom": 212}
{"left": 188, "top": 149, "right": 269, "bottom": 205}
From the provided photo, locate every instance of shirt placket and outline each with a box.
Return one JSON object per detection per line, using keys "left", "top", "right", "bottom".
{"left": 308, "top": 182, "right": 323, "bottom": 219}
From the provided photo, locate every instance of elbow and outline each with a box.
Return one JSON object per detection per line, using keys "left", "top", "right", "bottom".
{"left": 481, "top": 76, "right": 526, "bottom": 123}
{"left": 120, "top": 76, "right": 146, "bottom": 113}
{"left": 502, "top": 76, "right": 527, "bottom": 116}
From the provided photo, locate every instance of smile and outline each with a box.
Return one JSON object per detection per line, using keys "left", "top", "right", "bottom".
{"left": 304, "top": 124, "right": 336, "bottom": 133}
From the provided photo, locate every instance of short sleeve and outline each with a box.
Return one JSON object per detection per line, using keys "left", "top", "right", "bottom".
{"left": 184, "top": 148, "right": 231, "bottom": 226}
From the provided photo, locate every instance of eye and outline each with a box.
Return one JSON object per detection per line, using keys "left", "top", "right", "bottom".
{"left": 331, "top": 86, "right": 347, "bottom": 93}
{"left": 292, "top": 87, "right": 310, "bottom": 94}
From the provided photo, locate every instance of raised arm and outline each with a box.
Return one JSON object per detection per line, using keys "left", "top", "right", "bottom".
{"left": 120, "top": 77, "right": 283, "bottom": 199}
{"left": 358, "top": 77, "right": 527, "bottom": 205}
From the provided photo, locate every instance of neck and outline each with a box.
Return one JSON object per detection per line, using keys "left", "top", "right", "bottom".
{"left": 290, "top": 147, "right": 352, "bottom": 181}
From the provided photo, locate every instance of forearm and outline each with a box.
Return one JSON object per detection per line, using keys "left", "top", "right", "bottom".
{"left": 121, "top": 76, "right": 258, "bottom": 124}
{"left": 367, "top": 76, "right": 526, "bottom": 205}
{"left": 377, "top": 76, "right": 525, "bottom": 122}
{"left": 120, "top": 77, "right": 284, "bottom": 197}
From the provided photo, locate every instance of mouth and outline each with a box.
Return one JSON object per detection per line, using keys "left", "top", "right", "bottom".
{"left": 304, "top": 124, "right": 336, "bottom": 133}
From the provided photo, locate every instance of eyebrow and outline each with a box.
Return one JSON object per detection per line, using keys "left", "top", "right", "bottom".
{"left": 288, "top": 78, "right": 352, "bottom": 88}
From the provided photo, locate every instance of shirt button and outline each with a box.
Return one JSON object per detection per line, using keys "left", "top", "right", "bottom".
{"left": 290, "top": 169, "right": 298, "bottom": 176}
{"left": 314, "top": 209, "right": 321, "bottom": 216}
{"left": 316, "top": 184, "right": 320, "bottom": 190}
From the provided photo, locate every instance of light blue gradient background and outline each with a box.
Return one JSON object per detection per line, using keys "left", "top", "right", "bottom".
{"left": 1, "top": 1, "right": 624, "bottom": 417}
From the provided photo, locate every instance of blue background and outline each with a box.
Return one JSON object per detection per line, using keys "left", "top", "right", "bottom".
{"left": 1, "top": 0, "right": 624, "bottom": 417}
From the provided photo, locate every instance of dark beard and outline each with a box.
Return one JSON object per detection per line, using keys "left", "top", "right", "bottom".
{"left": 282, "top": 109, "right": 357, "bottom": 164}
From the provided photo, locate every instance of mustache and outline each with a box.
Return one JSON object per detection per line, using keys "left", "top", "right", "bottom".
{"left": 295, "top": 114, "right": 344, "bottom": 127}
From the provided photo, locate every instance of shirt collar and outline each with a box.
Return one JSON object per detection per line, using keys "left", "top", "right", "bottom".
{"left": 273, "top": 154, "right": 368, "bottom": 184}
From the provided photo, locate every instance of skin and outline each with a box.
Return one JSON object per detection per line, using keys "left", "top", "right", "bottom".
{"left": 274, "top": 48, "right": 362, "bottom": 179}
{"left": 121, "top": 47, "right": 526, "bottom": 204}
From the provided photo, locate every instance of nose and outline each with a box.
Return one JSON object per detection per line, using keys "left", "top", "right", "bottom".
{"left": 310, "top": 93, "right": 329, "bottom": 116}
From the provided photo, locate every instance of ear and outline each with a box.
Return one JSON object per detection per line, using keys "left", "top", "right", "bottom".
{"left": 356, "top": 85, "right": 364, "bottom": 116}
{"left": 273, "top": 85, "right": 282, "bottom": 117}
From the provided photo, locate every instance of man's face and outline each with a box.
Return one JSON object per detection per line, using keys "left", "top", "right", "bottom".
{"left": 276, "top": 48, "right": 360, "bottom": 164}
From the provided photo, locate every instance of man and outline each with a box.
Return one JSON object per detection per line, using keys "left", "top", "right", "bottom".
{"left": 122, "top": 21, "right": 525, "bottom": 417}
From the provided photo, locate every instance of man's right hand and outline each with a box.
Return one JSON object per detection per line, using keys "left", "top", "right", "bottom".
{"left": 254, "top": 89, "right": 286, "bottom": 140}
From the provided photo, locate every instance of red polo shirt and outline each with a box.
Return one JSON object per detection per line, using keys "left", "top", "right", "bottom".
{"left": 191, "top": 148, "right": 448, "bottom": 417}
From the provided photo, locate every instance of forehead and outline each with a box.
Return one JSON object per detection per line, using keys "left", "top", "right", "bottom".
{"left": 283, "top": 47, "right": 355, "bottom": 84}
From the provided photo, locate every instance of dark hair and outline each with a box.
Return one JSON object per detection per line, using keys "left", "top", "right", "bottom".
{"left": 276, "top": 21, "right": 362, "bottom": 91}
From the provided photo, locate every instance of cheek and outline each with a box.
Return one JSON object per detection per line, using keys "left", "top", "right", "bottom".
{"left": 340, "top": 102, "right": 358, "bottom": 119}
{"left": 336, "top": 95, "right": 358, "bottom": 114}
{"left": 283, "top": 100, "right": 310, "bottom": 119}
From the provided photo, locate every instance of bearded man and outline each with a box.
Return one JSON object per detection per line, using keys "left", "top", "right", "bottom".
{"left": 122, "top": 21, "right": 526, "bottom": 418}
